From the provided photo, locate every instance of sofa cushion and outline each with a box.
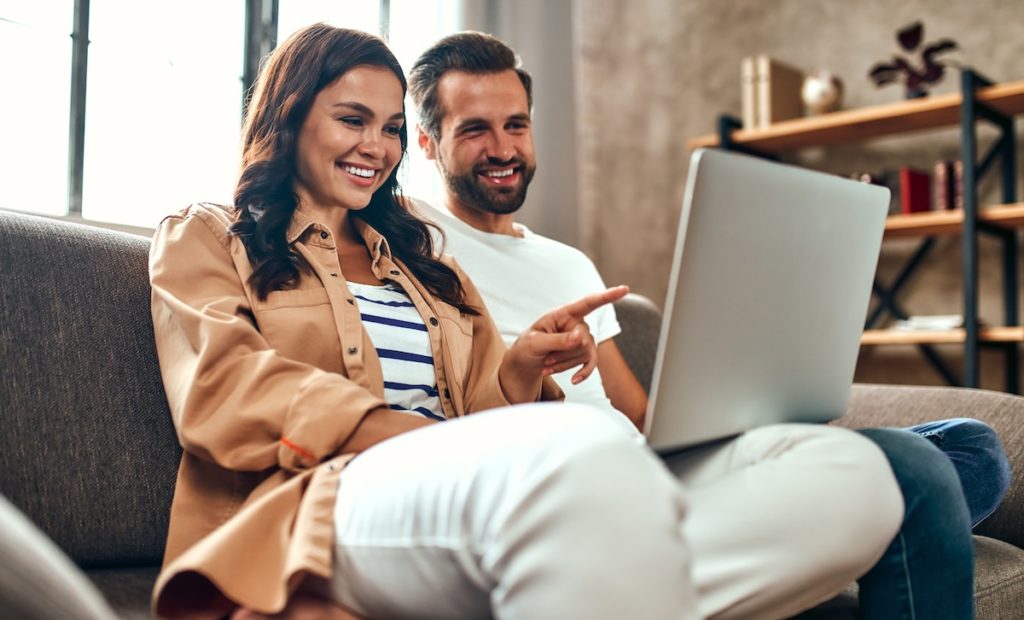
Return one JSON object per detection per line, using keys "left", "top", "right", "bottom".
{"left": 87, "top": 566, "right": 161, "bottom": 620}
{"left": 790, "top": 536, "right": 1024, "bottom": 619}
{"left": 0, "top": 211, "right": 180, "bottom": 568}
{"left": 975, "top": 535, "right": 1024, "bottom": 617}
{"left": 612, "top": 293, "right": 663, "bottom": 394}
{"left": 842, "top": 383, "right": 1024, "bottom": 550}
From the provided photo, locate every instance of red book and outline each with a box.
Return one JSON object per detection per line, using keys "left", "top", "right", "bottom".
{"left": 899, "top": 166, "right": 931, "bottom": 214}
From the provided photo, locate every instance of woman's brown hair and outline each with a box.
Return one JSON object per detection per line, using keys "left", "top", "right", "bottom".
{"left": 231, "top": 24, "right": 475, "bottom": 314}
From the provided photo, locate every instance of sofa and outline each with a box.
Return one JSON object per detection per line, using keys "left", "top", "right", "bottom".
{"left": 1, "top": 208, "right": 1022, "bottom": 618}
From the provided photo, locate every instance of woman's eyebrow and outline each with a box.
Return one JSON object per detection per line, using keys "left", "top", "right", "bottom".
{"left": 332, "top": 101, "right": 405, "bottom": 121}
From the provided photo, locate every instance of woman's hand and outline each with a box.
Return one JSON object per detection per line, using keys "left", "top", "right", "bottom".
{"left": 498, "top": 286, "right": 629, "bottom": 403}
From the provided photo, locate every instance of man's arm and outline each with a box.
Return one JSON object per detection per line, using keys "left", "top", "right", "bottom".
{"left": 597, "top": 339, "right": 649, "bottom": 431}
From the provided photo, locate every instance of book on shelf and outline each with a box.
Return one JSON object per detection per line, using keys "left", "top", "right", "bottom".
{"left": 899, "top": 166, "right": 931, "bottom": 214}
{"left": 740, "top": 56, "right": 759, "bottom": 129}
{"left": 933, "top": 159, "right": 964, "bottom": 211}
{"left": 892, "top": 315, "right": 965, "bottom": 331}
{"left": 740, "top": 55, "right": 804, "bottom": 129}
{"left": 953, "top": 159, "right": 965, "bottom": 210}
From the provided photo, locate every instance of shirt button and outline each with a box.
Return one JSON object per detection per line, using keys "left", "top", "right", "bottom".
{"left": 320, "top": 231, "right": 329, "bottom": 239}
{"left": 429, "top": 317, "right": 438, "bottom": 326}
{"left": 444, "top": 388, "right": 451, "bottom": 400}
{"left": 347, "top": 298, "right": 355, "bottom": 305}
{"left": 347, "top": 346, "right": 358, "bottom": 354}
{"left": 389, "top": 269, "right": 400, "bottom": 276}
{"left": 330, "top": 273, "right": 338, "bottom": 277}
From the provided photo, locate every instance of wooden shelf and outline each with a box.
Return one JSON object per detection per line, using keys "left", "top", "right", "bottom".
{"left": 883, "top": 203, "right": 1024, "bottom": 238}
{"left": 687, "top": 80, "right": 1024, "bottom": 152}
{"left": 862, "top": 326, "right": 1024, "bottom": 346}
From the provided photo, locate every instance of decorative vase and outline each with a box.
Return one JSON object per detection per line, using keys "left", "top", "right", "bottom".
{"left": 801, "top": 70, "right": 844, "bottom": 115}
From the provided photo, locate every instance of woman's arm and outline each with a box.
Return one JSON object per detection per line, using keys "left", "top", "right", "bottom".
{"left": 339, "top": 407, "right": 437, "bottom": 454}
{"left": 150, "top": 208, "right": 391, "bottom": 473}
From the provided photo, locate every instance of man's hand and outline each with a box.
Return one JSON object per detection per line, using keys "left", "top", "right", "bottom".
{"left": 499, "top": 286, "right": 629, "bottom": 403}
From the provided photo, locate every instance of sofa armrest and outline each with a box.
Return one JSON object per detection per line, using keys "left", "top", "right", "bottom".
{"left": 835, "top": 383, "right": 1024, "bottom": 549}
{"left": 612, "top": 293, "right": 663, "bottom": 394}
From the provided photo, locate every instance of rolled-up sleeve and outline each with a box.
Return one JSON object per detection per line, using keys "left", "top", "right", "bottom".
{"left": 149, "top": 209, "right": 386, "bottom": 473}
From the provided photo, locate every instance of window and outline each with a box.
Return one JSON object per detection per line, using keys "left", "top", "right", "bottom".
{"left": 0, "top": 2, "right": 73, "bottom": 216}
{"left": 388, "top": 0, "right": 460, "bottom": 204}
{"left": 0, "top": 0, "right": 459, "bottom": 230}
{"left": 277, "top": 0, "right": 380, "bottom": 41}
{"left": 82, "top": 0, "right": 244, "bottom": 228}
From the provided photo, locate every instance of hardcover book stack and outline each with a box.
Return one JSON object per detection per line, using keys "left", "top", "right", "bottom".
{"left": 740, "top": 55, "right": 805, "bottom": 129}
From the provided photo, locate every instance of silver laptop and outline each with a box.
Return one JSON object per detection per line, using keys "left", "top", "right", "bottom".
{"left": 644, "top": 148, "right": 889, "bottom": 454}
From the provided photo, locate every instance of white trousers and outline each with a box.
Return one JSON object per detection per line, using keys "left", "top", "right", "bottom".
{"left": 329, "top": 404, "right": 903, "bottom": 620}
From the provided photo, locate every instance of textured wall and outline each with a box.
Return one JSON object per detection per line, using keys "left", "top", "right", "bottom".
{"left": 575, "top": 0, "right": 1024, "bottom": 389}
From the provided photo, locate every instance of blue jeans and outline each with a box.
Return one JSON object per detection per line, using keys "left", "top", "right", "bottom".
{"left": 907, "top": 418, "right": 1011, "bottom": 526}
{"left": 855, "top": 419, "right": 1011, "bottom": 619}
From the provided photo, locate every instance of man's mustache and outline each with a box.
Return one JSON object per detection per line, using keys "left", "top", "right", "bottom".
{"left": 473, "top": 158, "right": 528, "bottom": 174}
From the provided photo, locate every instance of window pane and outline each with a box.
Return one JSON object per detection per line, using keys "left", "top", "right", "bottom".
{"left": 277, "top": 0, "right": 380, "bottom": 43}
{"left": 387, "top": 0, "right": 460, "bottom": 203}
{"left": 0, "top": 2, "right": 73, "bottom": 215}
{"left": 82, "top": 0, "right": 244, "bottom": 228}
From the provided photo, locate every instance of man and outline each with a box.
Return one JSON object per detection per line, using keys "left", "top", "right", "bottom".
{"left": 408, "top": 31, "right": 1010, "bottom": 618}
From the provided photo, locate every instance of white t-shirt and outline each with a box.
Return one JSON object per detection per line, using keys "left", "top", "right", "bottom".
{"left": 412, "top": 198, "right": 621, "bottom": 415}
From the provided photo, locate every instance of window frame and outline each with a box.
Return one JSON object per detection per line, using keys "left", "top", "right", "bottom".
{"left": 32, "top": 0, "right": 392, "bottom": 234}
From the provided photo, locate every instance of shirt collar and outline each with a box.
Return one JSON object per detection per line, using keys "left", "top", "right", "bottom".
{"left": 285, "top": 208, "right": 392, "bottom": 260}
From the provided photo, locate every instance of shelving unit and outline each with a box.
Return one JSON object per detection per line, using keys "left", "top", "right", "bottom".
{"left": 690, "top": 71, "right": 1023, "bottom": 392}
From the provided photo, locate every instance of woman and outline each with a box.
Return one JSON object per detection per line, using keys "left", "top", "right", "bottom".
{"left": 149, "top": 24, "right": 699, "bottom": 619}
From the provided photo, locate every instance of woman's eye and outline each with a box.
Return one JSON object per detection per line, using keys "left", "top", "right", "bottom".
{"left": 340, "top": 116, "right": 363, "bottom": 127}
{"left": 384, "top": 125, "right": 403, "bottom": 137}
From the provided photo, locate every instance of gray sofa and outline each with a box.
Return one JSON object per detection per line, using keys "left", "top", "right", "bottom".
{"left": 1, "top": 209, "right": 1023, "bottom": 618}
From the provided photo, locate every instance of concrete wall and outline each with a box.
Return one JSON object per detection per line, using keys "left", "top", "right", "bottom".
{"left": 574, "top": 0, "right": 1024, "bottom": 389}
{"left": 460, "top": 0, "right": 580, "bottom": 246}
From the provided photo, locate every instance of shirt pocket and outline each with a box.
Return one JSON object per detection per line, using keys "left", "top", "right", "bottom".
{"left": 253, "top": 287, "right": 344, "bottom": 372}
{"left": 436, "top": 307, "right": 475, "bottom": 389}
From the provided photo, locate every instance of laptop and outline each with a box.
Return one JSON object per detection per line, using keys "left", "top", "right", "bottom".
{"left": 643, "top": 148, "right": 890, "bottom": 454}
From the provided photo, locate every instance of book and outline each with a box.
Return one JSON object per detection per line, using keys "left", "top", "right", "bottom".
{"left": 899, "top": 167, "right": 932, "bottom": 214}
{"left": 933, "top": 160, "right": 952, "bottom": 210}
{"left": 953, "top": 159, "right": 965, "bottom": 210}
{"left": 755, "top": 55, "right": 804, "bottom": 127}
{"left": 932, "top": 159, "right": 965, "bottom": 211}
{"left": 892, "top": 314, "right": 965, "bottom": 331}
{"left": 740, "top": 56, "right": 759, "bottom": 129}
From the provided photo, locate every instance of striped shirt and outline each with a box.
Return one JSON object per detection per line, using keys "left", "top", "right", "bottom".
{"left": 348, "top": 282, "right": 444, "bottom": 422}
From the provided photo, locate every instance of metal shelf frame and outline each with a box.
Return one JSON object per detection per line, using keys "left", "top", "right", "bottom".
{"left": 715, "top": 68, "right": 1020, "bottom": 392}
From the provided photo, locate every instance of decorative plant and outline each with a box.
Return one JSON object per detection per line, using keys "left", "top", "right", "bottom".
{"left": 868, "top": 21, "right": 960, "bottom": 98}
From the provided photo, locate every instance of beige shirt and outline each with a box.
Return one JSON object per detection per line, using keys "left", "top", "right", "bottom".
{"left": 149, "top": 203, "right": 561, "bottom": 618}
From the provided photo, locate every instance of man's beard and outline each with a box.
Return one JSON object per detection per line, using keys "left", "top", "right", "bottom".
{"left": 440, "top": 158, "right": 536, "bottom": 215}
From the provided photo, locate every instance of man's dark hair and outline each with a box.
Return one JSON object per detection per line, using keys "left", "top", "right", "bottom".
{"left": 409, "top": 31, "right": 533, "bottom": 141}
